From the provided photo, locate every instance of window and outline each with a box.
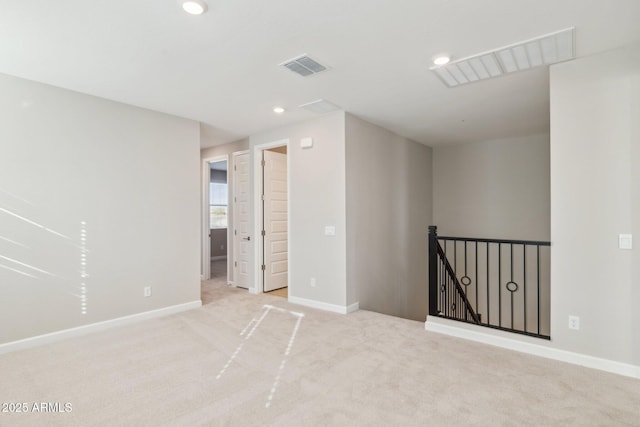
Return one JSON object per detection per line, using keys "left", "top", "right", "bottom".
{"left": 210, "top": 162, "right": 228, "bottom": 229}
{"left": 209, "top": 183, "right": 228, "bottom": 228}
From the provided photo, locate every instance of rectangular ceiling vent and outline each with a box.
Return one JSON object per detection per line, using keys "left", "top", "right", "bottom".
{"left": 281, "top": 54, "right": 328, "bottom": 77}
{"left": 431, "top": 27, "right": 575, "bottom": 88}
{"left": 299, "top": 99, "right": 341, "bottom": 114}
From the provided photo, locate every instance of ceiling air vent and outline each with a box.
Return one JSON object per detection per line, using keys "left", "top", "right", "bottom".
{"left": 299, "top": 99, "right": 341, "bottom": 114}
{"left": 281, "top": 54, "right": 328, "bottom": 77}
{"left": 431, "top": 27, "right": 575, "bottom": 87}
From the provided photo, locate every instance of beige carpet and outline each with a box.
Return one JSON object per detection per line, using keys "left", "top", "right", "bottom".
{"left": 1, "top": 279, "right": 639, "bottom": 426}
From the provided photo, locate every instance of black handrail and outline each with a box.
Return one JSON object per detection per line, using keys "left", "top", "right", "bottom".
{"left": 437, "top": 236, "right": 551, "bottom": 246}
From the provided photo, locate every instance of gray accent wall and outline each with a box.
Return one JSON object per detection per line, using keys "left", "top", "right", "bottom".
{"left": 210, "top": 228, "right": 227, "bottom": 257}
{"left": 345, "top": 113, "right": 433, "bottom": 321}
{"left": 0, "top": 72, "right": 201, "bottom": 345}
{"left": 550, "top": 44, "right": 640, "bottom": 365}
{"left": 433, "top": 134, "right": 550, "bottom": 241}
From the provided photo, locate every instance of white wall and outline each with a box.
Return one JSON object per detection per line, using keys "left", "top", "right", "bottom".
{"left": 433, "top": 134, "right": 550, "bottom": 240}
{"left": 250, "top": 112, "right": 348, "bottom": 309}
{"left": 0, "top": 73, "right": 201, "bottom": 345}
{"left": 633, "top": 58, "right": 640, "bottom": 370}
{"left": 345, "top": 113, "right": 432, "bottom": 321}
{"left": 550, "top": 44, "right": 640, "bottom": 365}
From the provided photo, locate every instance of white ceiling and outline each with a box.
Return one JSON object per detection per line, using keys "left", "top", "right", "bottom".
{"left": 1, "top": 0, "right": 639, "bottom": 148}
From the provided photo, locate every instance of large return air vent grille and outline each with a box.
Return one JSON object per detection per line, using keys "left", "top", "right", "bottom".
{"left": 280, "top": 54, "right": 328, "bottom": 77}
{"left": 431, "top": 27, "right": 575, "bottom": 87}
{"left": 299, "top": 99, "right": 341, "bottom": 114}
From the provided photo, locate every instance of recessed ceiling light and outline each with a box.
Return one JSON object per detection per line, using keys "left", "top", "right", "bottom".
{"left": 179, "top": 0, "right": 208, "bottom": 15}
{"left": 433, "top": 55, "right": 451, "bottom": 66}
{"left": 273, "top": 107, "right": 285, "bottom": 114}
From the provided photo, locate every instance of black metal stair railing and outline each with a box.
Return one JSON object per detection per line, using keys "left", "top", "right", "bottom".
{"left": 436, "top": 242, "right": 481, "bottom": 324}
{"left": 428, "top": 225, "right": 551, "bottom": 340}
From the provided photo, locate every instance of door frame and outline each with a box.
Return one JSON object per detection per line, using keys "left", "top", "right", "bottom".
{"left": 252, "top": 139, "right": 290, "bottom": 294}
{"left": 201, "top": 154, "right": 229, "bottom": 281}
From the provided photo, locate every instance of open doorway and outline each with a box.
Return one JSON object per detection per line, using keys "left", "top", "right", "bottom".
{"left": 253, "top": 140, "right": 289, "bottom": 298}
{"left": 201, "top": 155, "right": 230, "bottom": 283}
{"left": 209, "top": 159, "right": 229, "bottom": 282}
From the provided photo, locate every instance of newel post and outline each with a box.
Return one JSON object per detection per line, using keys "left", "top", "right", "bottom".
{"left": 428, "top": 225, "right": 438, "bottom": 317}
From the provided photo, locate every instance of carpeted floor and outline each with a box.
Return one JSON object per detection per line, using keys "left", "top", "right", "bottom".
{"left": 204, "top": 258, "right": 230, "bottom": 305}
{"left": 1, "top": 279, "right": 639, "bottom": 426}
{"left": 211, "top": 258, "right": 227, "bottom": 281}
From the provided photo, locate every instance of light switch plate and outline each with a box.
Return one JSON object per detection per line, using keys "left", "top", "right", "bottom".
{"left": 301, "top": 137, "right": 313, "bottom": 149}
{"left": 619, "top": 234, "right": 632, "bottom": 250}
{"left": 324, "top": 226, "right": 336, "bottom": 236}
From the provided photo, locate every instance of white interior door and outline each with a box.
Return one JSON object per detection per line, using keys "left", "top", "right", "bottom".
{"left": 233, "top": 152, "right": 250, "bottom": 288}
{"left": 263, "top": 150, "right": 288, "bottom": 292}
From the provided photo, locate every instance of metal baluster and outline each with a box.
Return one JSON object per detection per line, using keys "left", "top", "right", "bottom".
{"left": 454, "top": 240, "right": 457, "bottom": 281}
{"left": 523, "top": 244, "right": 527, "bottom": 333}
{"left": 448, "top": 267, "right": 451, "bottom": 318}
{"left": 438, "top": 255, "right": 442, "bottom": 315}
{"left": 464, "top": 241, "right": 468, "bottom": 320}
{"left": 486, "top": 242, "right": 490, "bottom": 326}
{"left": 537, "top": 245, "right": 540, "bottom": 335}
{"left": 498, "top": 243, "right": 502, "bottom": 328}
{"left": 440, "top": 262, "right": 447, "bottom": 316}
{"left": 475, "top": 241, "right": 478, "bottom": 323}
{"left": 444, "top": 240, "right": 448, "bottom": 318}
{"left": 510, "top": 243, "right": 514, "bottom": 330}
{"left": 445, "top": 260, "right": 449, "bottom": 318}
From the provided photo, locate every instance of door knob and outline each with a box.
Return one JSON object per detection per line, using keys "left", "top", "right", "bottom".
{"left": 243, "top": 236, "right": 251, "bottom": 241}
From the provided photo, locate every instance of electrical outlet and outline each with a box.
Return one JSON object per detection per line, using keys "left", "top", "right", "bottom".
{"left": 144, "top": 286, "right": 152, "bottom": 297}
{"left": 568, "top": 315, "right": 580, "bottom": 330}
{"left": 310, "top": 277, "right": 316, "bottom": 288}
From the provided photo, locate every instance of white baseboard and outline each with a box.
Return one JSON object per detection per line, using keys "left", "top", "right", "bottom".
{"left": 346, "top": 302, "right": 359, "bottom": 313}
{"left": 425, "top": 317, "right": 640, "bottom": 379}
{"left": 288, "top": 296, "right": 359, "bottom": 315}
{"left": 0, "top": 300, "right": 202, "bottom": 355}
